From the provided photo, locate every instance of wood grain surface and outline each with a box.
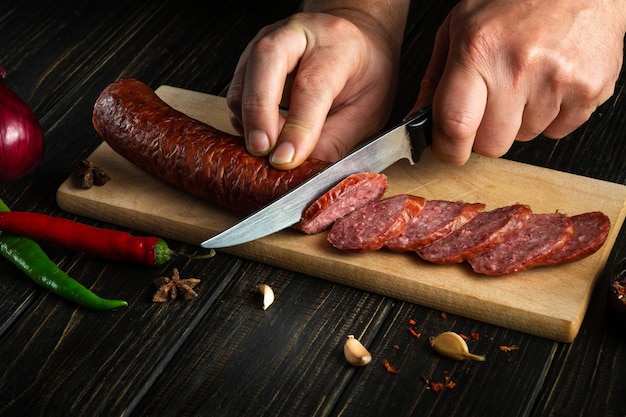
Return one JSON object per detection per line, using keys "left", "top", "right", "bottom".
{"left": 56, "top": 85, "right": 626, "bottom": 342}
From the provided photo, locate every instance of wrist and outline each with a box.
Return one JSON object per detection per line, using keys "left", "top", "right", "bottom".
{"left": 302, "top": 0, "right": 410, "bottom": 55}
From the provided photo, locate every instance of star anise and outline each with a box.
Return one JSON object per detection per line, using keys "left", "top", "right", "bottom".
{"left": 152, "top": 268, "right": 201, "bottom": 302}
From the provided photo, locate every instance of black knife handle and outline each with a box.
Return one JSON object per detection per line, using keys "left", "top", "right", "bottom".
{"left": 404, "top": 105, "right": 432, "bottom": 163}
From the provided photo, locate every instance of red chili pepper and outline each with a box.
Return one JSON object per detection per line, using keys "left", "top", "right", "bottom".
{"left": 0, "top": 211, "right": 213, "bottom": 266}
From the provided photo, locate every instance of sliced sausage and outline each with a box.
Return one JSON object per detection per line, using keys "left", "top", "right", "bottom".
{"left": 385, "top": 200, "right": 486, "bottom": 251}
{"left": 328, "top": 194, "right": 426, "bottom": 252}
{"left": 92, "top": 79, "right": 329, "bottom": 214}
{"left": 417, "top": 204, "right": 532, "bottom": 264}
{"left": 540, "top": 211, "right": 610, "bottom": 266}
{"left": 468, "top": 213, "right": 574, "bottom": 275}
{"left": 296, "top": 172, "right": 388, "bottom": 235}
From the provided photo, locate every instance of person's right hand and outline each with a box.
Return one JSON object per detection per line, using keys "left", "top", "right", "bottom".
{"left": 226, "top": 5, "right": 409, "bottom": 170}
{"left": 413, "top": 0, "right": 626, "bottom": 165}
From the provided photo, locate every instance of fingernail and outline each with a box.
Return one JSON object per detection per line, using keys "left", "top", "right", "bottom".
{"left": 270, "top": 142, "right": 295, "bottom": 166}
{"left": 247, "top": 130, "right": 270, "bottom": 155}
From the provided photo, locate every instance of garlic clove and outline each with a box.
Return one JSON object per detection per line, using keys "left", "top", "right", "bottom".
{"left": 430, "top": 331, "right": 486, "bottom": 361}
{"left": 257, "top": 284, "right": 274, "bottom": 310}
{"left": 344, "top": 335, "right": 372, "bottom": 366}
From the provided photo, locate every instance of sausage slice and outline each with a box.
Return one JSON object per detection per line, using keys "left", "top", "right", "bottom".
{"left": 328, "top": 194, "right": 425, "bottom": 252}
{"left": 297, "top": 172, "right": 388, "bottom": 235}
{"left": 540, "top": 211, "right": 610, "bottom": 266}
{"left": 417, "top": 204, "right": 532, "bottom": 264}
{"left": 468, "top": 213, "right": 574, "bottom": 275}
{"left": 385, "top": 200, "right": 486, "bottom": 251}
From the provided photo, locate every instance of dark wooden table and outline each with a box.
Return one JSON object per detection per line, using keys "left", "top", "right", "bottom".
{"left": 1, "top": 1, "right": 625, "bottom": 416}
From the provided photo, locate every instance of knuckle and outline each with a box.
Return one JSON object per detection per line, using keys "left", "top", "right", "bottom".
{"left": 251, "top": 34, "right": 281, "bottom": 56}
{"left": 292, "top": 68, "right": 333, "bottom": 97}
{"left": 438, "top": 111, "right": 479, "bottom": 140}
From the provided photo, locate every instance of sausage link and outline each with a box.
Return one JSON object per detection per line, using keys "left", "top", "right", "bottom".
{"left": 92, "top": 79, "right": 329, "bottom": 214}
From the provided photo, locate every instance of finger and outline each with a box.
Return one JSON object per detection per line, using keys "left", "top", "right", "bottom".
{"left": 412, "top": 15, "right": 451, "bottom": 113}
{"left": 542, "top": 73, "right": 616, "bottom": 139}
{"left": 229, "top": 110, "right": 244, "bottom": 135}
{"left": 226, "top": 45, "right": 251, "bottom": 133}
{"left": 309, "top": 101, "right": 379, "bottom": 162}
{"left": 516, "top": 99, "right": 560, "bottom": 142}
{"left": 514, "top": 74, "right": 562, "bottom": 141}
{"left": 472, "top": 90, "right": 525, "bottom": 158}
{"left": 269, "top": 51, "right": 354, "bottom": 169}
{"left": 430, "top": 65, "right": 488, "bottom": 165}
{"left": 239, "top": 26, "right": 307, "bottom": 157}
{"left": 542, "top": 103, "right": 597, "bottom": 139}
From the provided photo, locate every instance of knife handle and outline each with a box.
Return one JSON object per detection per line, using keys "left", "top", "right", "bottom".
{"left": 405, "top": 105, "right": 432, "bottom": 163}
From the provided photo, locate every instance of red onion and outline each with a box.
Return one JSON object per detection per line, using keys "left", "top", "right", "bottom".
{"left": 0, "top": 67, "right": 44, "bottom": 183}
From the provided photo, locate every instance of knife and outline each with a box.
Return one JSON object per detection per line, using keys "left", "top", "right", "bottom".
{"left": 201, "top": 105, "right": 432, "bottom": 249}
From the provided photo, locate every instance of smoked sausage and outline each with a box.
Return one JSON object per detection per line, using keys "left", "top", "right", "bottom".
{"left": 92, "top": 79, "right": 329, "bottom": 214}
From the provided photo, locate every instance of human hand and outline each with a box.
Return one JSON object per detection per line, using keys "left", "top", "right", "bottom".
{"left": 227, "top": 3, "right": 409, "bottom": 170}
{"left": 414, "top": 0, "right": 626, "bottom": 165}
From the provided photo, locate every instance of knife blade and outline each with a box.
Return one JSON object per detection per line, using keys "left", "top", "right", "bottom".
{"left": 201, "top": 105, "right": 432, "bottom": 249}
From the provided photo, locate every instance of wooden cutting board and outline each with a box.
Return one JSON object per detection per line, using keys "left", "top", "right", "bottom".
{"left": 56, "top": 85, "right": 626, "bottom": 342}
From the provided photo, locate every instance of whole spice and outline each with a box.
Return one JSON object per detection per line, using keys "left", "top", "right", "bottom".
{"left": 0, "top": 201, "right": 214, "bottom": 266}
{"left": 343, "top": 335, "right": 372, "bottom": 366}
{"left": 257, "top": 284, "right": 274, "bottom": 310}
{"left": 0, "top": 200, "right": 126, "bottom": 309}
{"left": 74, "top": 160, "right": 111, "bottom": 189}
{"left": 152, "top": 268, "right": 200, "bottom": 302}
{"left": 430, "top": 331, "right": 486, "bottom": 361}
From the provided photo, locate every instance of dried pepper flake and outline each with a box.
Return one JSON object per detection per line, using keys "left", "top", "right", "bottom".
{"left": 408, "top": 318, "right": 417, "bottom": 326}
{"left": 408, "top": 328, "right": 422, "bottom": 338}
{"left": 382, "top": 359, "right": 400, "bottom": 374}
{"left": 424, "top": 375, "right": 457, "bottom": 392}
{"left": 440, "top": 312, "right": 447, "bottom": 319}
{"left": 430, "top": 382, "right": 444, "bottom": 392}
{"left": 458, "top": 333, "right": 469, "bottom": 340}
{"left": 444, "top": 378, "right": 457, "bottom": 389}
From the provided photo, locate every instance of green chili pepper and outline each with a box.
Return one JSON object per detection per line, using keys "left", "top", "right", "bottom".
{"left": 0, "top": 199, "right": 127, "bottom": 310}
